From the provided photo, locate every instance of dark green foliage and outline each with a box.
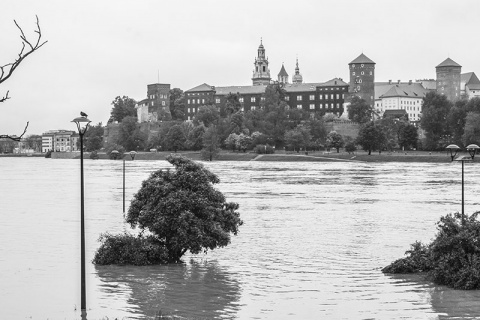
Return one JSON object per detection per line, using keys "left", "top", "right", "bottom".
{"left": 44, "top": 150, "right": 52, "bottom": 158}
{"left": 420, "top": 92, "right": 452, "bottom": 149}
{"left": 84, "top": 122, "right": 104, "bottom": 151}
{"left": 355, "top": 121, "right": 386, "bottom": 155}
{"left": 169, "top": 88, "right": 186, "bottom": 121}
{"left": 93, "top": 233, "right": 168, "bottom": 265}
{"left": 345, "top": 142, "right": 357, "bottom": 154}
{"left": 116, "top": 116, "right": 147, "bottom": 151}
{"left": 383, "top": 212, "right": 480, "bottom": 290}
{"left": 195, "top": 105, "right": 220, "bottom": 127}
{"left": 126, "top": 155, "right": 243, "bottom": 263}
{"left": 348, "top": 96, "right": 374, "bottom": 123}
{"left": 201, "top": 125, "right": 220, "bottom": 161}
{"left": 164, "top": 124, "right": 186, "bottom": 152}
{"left": 109, "top": 96, "right": 137, "bottom": 123}
{"left": 105, "top": 143, "right": 125, "bottom": 159}
{"left": 326, "top": 131, "right": 344, "bottom": 153}
{"left": 89, "top": 150, "right": 99, "bottom": 160}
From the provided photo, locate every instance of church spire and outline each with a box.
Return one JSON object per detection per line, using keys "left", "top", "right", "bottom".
{"left": 252, "top": 39, "right": 271, "bottom": 85}
{"left": 292, "top": 57, "right": 303, "bottom": 84}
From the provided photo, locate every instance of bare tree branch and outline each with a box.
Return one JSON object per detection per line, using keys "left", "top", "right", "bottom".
{"left": 0, "top": 121, "right": 29, "bottom": 141}
{"left": 0, "top": 15, "right": 47, "bottom": 93}
{"left": 1, "top": 16, "right": 46, "bottom": 141}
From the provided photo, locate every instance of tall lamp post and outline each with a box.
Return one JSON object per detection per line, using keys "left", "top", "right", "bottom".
{"left": 72, "top": 115, "right": 91, "bottom": 318}
{"left": 446, "top": 143, "right": 480, "bottom": 224}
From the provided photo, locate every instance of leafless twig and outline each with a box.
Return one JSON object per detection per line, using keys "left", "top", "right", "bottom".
{"left": 0, "top": 121, "right": 29, "bottom": 141}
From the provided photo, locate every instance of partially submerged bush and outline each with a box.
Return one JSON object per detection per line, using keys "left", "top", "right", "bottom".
{"left": 93, "top": 233, "right": 168, "bottom": 265}
{"left": 383, "top": 212, "right": 480, "bottom": 289}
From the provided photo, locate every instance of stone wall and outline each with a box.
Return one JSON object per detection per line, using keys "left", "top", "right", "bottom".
{"left": 325, "top": 120, "right": 360, "bottom": 140}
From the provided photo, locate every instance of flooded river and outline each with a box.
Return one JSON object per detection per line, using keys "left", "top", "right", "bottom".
{"left": 1, "top": 157, "right": 480, "bottom": 319}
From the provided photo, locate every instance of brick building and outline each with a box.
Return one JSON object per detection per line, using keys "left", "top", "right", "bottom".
{"left": 136, "top": 83, "right": 171, "bottom": 122}
{"left": 348, "top": 53, "right": 375, "bottom": 107}
{"left": 436, "top": 58, "right": 461, "bottom": 102}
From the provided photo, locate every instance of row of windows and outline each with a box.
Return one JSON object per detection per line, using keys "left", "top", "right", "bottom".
{"left": 187, "top": 92, "right": 210, "bottom": 97}
{"left": 352, "top": 71, "right": 373, "bottom": 76}
{"left": 318, "top": 87, "right": 347, "bottom": 91}
{"left": 150, "top": 101, "right": 166, "bottom": 106}
{"left": 149, "top": 94, "right": 167, "bottom": 99}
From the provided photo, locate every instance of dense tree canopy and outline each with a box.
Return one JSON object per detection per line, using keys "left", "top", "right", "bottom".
{"left": 84, "top": 122, "right": 104, "bottom": 151}
{"left": 126, "top": 155, "right": 243, "bottom": 262}
{"left": 169, "top": 88, "right": 185, "bottom": 121}
{"left": 195, "top": 105, "right": 220, "bottom": 127}
{"left": 326, "top": 131, "right": 344, "bottom": 153}
{"left": 420, "top": 92, "right": 452, "bottom": 149}
{"left": 348, "top": 96, "right": 374, "bottom": 123}
{"left": 110, "top": 96, "right": 137, "bottom": 123}
{"left": 356, "top": 121, "right": 386, "bottom": 155}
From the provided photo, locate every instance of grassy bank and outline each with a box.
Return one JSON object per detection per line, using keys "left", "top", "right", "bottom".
{"left": 13, "top": 150, "right": 459, "bottom": 163}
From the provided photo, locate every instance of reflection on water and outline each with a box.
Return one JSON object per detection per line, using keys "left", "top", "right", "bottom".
{"left": 1, "top": 158, "right": 480, "bottom": 319}
{"left": 95, "top": 259, "right": 241, "bottom": 319}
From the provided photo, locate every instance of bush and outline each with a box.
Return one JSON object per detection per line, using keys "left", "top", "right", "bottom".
{"left": 93, "top": 233, "right": 168, "bottom": 265}
{"left": 383, "top": 212, "right": 480, "bottom": 289}
{"left": 89, "top": 150, "right": 99, "bottom": 160}
{"left": 104, "top": 143, "right": 125, "bottom": 160}
{"left": 44, "top": 150, "right": 52, "bottom": 158}
{"left": 345, "top": 142, "right": 357, "bottom": 154}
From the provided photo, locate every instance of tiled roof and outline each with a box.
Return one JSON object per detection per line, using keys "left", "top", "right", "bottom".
{"left": 376, "top": 83, "right": 428, "bottom": 99}
{"left": 278, "top": 64, "right": 288, "bottom": 77}
{"left": 349, "top": 53, "right": 375, "bottom": 65}
{"left": 318, "top": 78, "right": 348, "bottom": 87}
{"left": 185, "top": 83, "right": 215, "bottom": 92}
{"left": 283, "top": 82, "right": 323, "bottom": 92}
{"left": 436, "top": 58, "right": 461, "bottom": 68}
{"left": 215, "top": 85, "right": 267, "bottom": 95}
{"left": 463, "top": 72, "right": 480, "bottom": 90}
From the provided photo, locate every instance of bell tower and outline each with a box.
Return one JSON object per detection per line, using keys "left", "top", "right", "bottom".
{"left": 252, "top": 39, "right": 271, "bottom": 86}
{"left": 348, "top": 53, "right": 375, "bottom": 107}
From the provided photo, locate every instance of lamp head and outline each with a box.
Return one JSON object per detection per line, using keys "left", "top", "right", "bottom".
{"left": 72, "top": 116, "right": 91, "bottom": 135}
{"left": 129, "top": 151, "right": 137, "bottom": 160}
{"left": 446, "top": 144, "right": 460, "bottom": 161}
{"left": 466, "top": 144, "right": 480, "bottom": 160}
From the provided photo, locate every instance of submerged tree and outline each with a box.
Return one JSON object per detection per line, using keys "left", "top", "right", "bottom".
{"left": 125, "top": 155, "right": 243, "bottom": 263}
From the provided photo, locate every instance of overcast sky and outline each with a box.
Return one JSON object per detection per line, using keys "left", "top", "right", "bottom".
{"left": 1, "top": 0, "right": 479, "bottom": 135}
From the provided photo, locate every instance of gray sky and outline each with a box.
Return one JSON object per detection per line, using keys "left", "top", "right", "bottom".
{"left": 1, "top": 0, "right": 479, "bottom": 135}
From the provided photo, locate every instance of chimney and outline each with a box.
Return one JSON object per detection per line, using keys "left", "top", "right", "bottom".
{"left": 408, "top": 80, "right": 412, "bottom": 85}
{"left": 388, "top": 80, "right": 392, "bottom": 84}
{"left": 397, "top": 80, "right": 401, "bottom": 84}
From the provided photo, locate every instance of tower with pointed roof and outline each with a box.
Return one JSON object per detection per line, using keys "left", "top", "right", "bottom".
{"left": 252, "top": 39, "right": 271, "bottom": 86}
{"left": 348, "top": 53, "right": 375, "bottom": 107}
{"left": 278, "top": 64, "right": 289, "bottom": 84}
{"left": 436, "top": 58, "right": 461, "bottom": 101}
{"left": 292, "top": 58, "right": 303, "bottom": 84}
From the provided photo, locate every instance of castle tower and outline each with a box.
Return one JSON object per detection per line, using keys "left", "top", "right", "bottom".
{"left": 292, "top": 58, "right": 303, "bottom": 84}
{"left": 436, "top": 58, "right": 462, "bottom": 101}
{"left": 278, "top": 63, "right": 289, "bottom": 84}
{"left": 252, "top": 39, "right": 271, "bottom": 85}
{"left": 348, "top": 53, "right": 375, "bottom": 107}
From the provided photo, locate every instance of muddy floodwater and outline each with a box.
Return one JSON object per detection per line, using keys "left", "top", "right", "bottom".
{"left": 1, "top": 157, "right": 480, "bottom": 319}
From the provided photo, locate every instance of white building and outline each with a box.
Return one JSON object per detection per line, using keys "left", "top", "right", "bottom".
{"left": 461, "top": 72, "right": 480, "bottom": 99}
{"left": 42, "top": 130, "right": 79, "bottom": 153}
{"left": 374, "top": 81, "right": 428, "bottom": 122}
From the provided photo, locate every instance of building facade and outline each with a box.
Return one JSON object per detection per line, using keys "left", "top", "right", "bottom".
{"left": 436, "top": 58, "right": 461, "bottom": 101}
{"left": 42, "top": 130, "right": 79, "bottom": 153}
{"left": 461, "top": 72, "right": 480, "bottom": 99}
{"left": 136, "top": 83, "right": 171, "bottom": 123}
{"left": 348, "top": 53, "right": 375, "bottom": 107}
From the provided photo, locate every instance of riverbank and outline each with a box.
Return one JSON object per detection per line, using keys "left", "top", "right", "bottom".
{"left": 1, "top": 150, "right": 457, "bottom": 162}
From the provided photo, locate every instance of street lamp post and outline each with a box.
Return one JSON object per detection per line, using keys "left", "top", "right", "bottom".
{"left": 446, "top": 144, "right": 480, "bottom": 224}
{"left": 72, "top": 115, "right": 91, "bottom": 318}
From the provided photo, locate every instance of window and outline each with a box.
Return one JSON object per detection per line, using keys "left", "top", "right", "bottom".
{"left": 370, "top": 71, "right": 372, "bottom": 75}
{"left": 187, "top": 99, "right": 190, "bottom": 104}
{"left": 361, "top": 64, "right": 364, "bottom": 67}
{"left": 251, "top": 97, "right": 256, "bottom": 102}
{"left": 352, "top": 72, "right": 355, "bottom": 76}
{"left": 330, "top": 94, "right": 334, "bottom": 99}
{"left": 336, "top": 103, "right": 339, "bottom": 108}
{"left": 285, "top": 96, "right": 289, "bottom": 101}
{"left": 359, "top": 79, "right": 362, "bottom": 83}
{"left": 197, "top": 99, "right": 200, "bottom": 103}
{"left": 162, "top": 101, "right": 165, "bottom": 106}
{"left": 361, "top": 71, "right": 364, "bottom": 75}
{"left": 309, "top": 104, "right": 315, "bottom": 109}
{"left": 216, "top": 98, "right": 220, "bottom": 103}
{"left": 202, "top": 99, "right": 205, "bottom": 104}
{"left": 309, "top": 95, "right": 314, "bottom": 100}
{"left": 336, "top": 94, "right": 339, "bottom": 99}
{"left": 151, "top": 101, "right": 154, "bottom": 106}
{"left": 187, "top": 108, "right": 190, "bottom": 113}
{"left": 193, "top": 108, "right": 196, "bottom": 113}
{"left": 263, "top": 66, "right": 266, "bottom": 72}
{"left": 320, "top": 103, "right": 323, "bottom": 108}
{"left": 241, "top": 107, "right": 244, "bottom": 111}
{"left": 251, "top": 106, "right": 256, "bottom": 110}
{"left": 342, "top": 94, "right": 344, "bottom": 99}
{"left": 297, "top": 105, "right": 302, "bottom": 109}
{"left": 261, "top": 97, "right": 265, "bottom": 101}
{"left": 319, "top": 95, "right": 323, "bottom": 100}
{"left": 239, "top": 97, "right": 244, "bottom": 103}
{"left": 297, "top": 95, "right": 302, "bottom": 101}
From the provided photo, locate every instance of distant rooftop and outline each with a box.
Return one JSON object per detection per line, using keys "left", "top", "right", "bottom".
{"left": 436, "top": 58, "right": 461, "bottom": 68}
{"left": 349, "top": 53, "right": 375, "bottom": 65}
